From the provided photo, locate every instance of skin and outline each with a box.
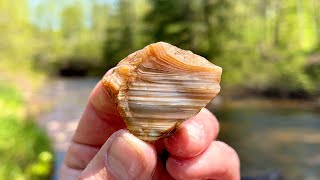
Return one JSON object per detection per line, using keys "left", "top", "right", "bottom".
{"left": 60, "top": 70, "right": 240, "bottom": 180}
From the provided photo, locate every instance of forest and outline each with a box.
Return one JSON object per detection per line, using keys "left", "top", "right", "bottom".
{"left": 1, "top": 0, "right": 320, "bottom": 97}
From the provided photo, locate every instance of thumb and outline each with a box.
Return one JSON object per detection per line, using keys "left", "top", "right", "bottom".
{"left": 79, "top": 130, "right": 157, "bottom": 180}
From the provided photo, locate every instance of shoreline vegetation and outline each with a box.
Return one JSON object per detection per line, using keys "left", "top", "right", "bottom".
{"left": 208, "top": 95, "right": 320, "bottom": 112}
{"left": 0, "top": 81, "right": 53, "bottom": 179}
{"left": 0, "top": 1, "right": 54, "bottom": 174}
{"left": 2, "top": 0, "right": 317, "bottom": 98}
{"left": 30, "top": 0, "right": 320, "bottom": 98}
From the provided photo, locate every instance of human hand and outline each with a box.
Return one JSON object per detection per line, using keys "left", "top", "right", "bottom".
{"left": 60, "top": 71, "right": 240, "bottom": 180}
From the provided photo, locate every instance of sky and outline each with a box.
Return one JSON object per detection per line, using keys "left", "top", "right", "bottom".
{"left": 28, "top": 0, "right": 116, "bottom": 29}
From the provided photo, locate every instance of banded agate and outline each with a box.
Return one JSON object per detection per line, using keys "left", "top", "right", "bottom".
{"left": 102, "top": 42, "right": 222, "bottom": 141}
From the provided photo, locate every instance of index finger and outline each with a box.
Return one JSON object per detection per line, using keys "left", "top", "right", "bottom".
{"left": 72, "top": 69, "right": 126, "bottom": 146}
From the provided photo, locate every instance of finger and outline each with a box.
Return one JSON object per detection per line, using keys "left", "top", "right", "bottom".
{"left": 79, "top": 130, "right": 157, "bottom": 180}
{"left": 60, "top": 164, "right": 82, "bottom": 180}
{"left": 164, "top": 108, "right": 219, "bottom": 158}
{"left": 166, "top": 141, "right": 240, "bottom": 180}
{"left": 73, "top": 68, "right": 126, "bottom": 146}
{"left": 64, "top": 142, "right": 100, "bottom": 170}
{"left": 60, "top": 142, "right": 106, "bottom": 179}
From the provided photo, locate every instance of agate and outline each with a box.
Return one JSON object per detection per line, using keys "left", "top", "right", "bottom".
{"left": 102, "top": 42, "right": 222, "bottom": 141}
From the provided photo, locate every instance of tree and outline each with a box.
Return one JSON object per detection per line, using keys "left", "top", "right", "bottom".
{"left": 61, "top": 4, "right": 84, "bottom": 39}
{"left": 203, "top": 0, "right": 233, "bottom": 58}
{"left": 145, "top": 0, "right": 196, "bottom": 51}
{"left": 0, "top": 0, "right": 33, "bottom": 68}
{"left": 103, "top": 0, "right": 136, "bottom": 68}
{"left": 311, "top": 0, "right": 320, "bottom": 48}
{"left": 88, "top": 2, "right": 109, "bottom": 61}
{"left": 144, "top": 0, "right": 234, "bottom": 60}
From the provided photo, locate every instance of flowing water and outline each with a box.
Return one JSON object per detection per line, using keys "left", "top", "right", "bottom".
{"left": 36, "top": 77, "right": 320, "bottom": 180}
{"left": 214, "top": 105, "right": 320, "bottom": 180}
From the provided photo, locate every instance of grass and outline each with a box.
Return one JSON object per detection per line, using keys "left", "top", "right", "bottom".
{"left": 0, "top": 82, "right": 53, "bottom": 180}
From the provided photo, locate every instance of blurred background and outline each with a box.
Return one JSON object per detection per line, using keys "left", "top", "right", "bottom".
{"left": 0, "top": 0, "right": 319, "bottom": 179}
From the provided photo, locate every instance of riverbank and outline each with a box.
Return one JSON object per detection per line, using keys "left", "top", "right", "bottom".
{"left": 34, "top": 77, "right": 99, "bottom": 179}
{"left": 208, "top": 96, "right": 320, "bottom": 111}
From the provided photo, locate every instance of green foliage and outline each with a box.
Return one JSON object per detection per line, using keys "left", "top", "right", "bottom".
{"left": 0, "top": 83, "right": 53, "bottom": 179}
{"left": 0, "top": 0, "right": 44, "bottom": 91}
{"left": 213, "top": 0, "right": 319, "bottom": 96}
{"left": 61, "top": 4, "right": 84, "bottom": 38}
{"left": 0, "top": 83, "right": 24, "bottom": 118}
{"left": 219, "top": 45, "right": 315, "bottom": 96}
{"left": 145, "top": 0, "right": 194, "bottom": 48}
{"left": 0, "top": 119, "right": 53, "bottom": 179}
{"left": 144, "top": 0, "right": 233, "bottom": 57}
{"left": 143, "top": 0, "right": 319, "bottom": 96}
{"left": 33, "top": 0, "right": 108, "bottom": 75}
{"left": 270, "top": 55, "right": 314, "bottom": 92}
{"left": 103, "top": 0, "right": 136, "bottom": 68}
{"left": 0, "top": 1, "right": 53, "bottom": 178}
{"left": 2, "top": 0, "right": 320, "bottom": 96}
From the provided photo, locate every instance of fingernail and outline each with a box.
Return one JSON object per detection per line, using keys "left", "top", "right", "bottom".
{"left": 107, "top": 134, "right": 144, "bottom": 180}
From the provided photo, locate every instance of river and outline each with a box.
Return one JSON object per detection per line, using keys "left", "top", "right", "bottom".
{"left": 36, "top": 77, "right": 320, "bottom": 180}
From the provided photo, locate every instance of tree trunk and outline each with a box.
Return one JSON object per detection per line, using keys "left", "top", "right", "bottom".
{"left": 203, "top": 0, "right": 214, "bottom": 58}
{"left": 311, "top": 0, "right": 320, "bottom": 47}
{"left": 273, "top": 1, "right": 282, "bottom": 47}
{"left": 296, "top": 0, "right": 304, "bottom": 49}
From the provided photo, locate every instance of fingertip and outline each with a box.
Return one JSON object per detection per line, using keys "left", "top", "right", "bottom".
{"left": 89, "top": 67, "right": 117, "bottom": 113}
{"left": 200, "top": 107, "right": 213, "bottom": 116}
{"left": 74, "top": 71, "right": 126, "bottom": 146}
{"left": 166, "top": 141, "right": 240, "bottom": 180}
{"left": 88, "top": 81, "right": 117, "bottom": 113}
{"left": 214, "top": 141, "right": 240, "bottom": 173}
{"left": 199, "top": 108, "right": 220, "bottom": 134}
{"left": 105, "top": 67, "right": 115, "bottom": 76}
{"left": 164, "top": 108, "right": 219, "bottom": 158}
